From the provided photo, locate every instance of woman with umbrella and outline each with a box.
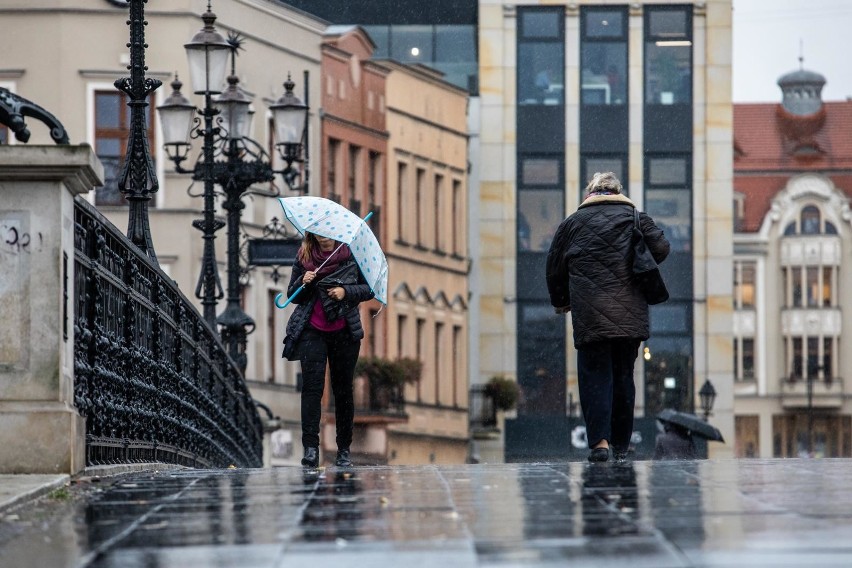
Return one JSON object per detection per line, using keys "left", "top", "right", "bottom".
{"left": 282, "top": 231, "right": 375, "bottom": 468}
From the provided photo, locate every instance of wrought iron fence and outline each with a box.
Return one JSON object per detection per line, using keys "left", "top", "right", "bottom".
{"left": 73, "top": 197, "right": 263, "bottom": 468}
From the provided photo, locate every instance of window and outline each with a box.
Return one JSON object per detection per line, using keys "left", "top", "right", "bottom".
{"left": 789, "top": 337, "right": 803, "bottom": 379}
{"left": 520, "top": 11, "right": 561, "bottom": 39}
{"left": 801, "top": 205, "right": 820, "bottom": 235}
{"left": 790, "top": 267, "right": 803, "bottom": 307}
{"left": 434, "top": 174, "right": 444, "bottom": 251}
{"left": 517, "top": 8, "right": 564, "bottom": 106}
{"left": 742, "top": 338, "right": 755, "bottom": 379}
{"left": 348, "top": 145, "right": 360, "bottom": 206}
{"left": 522, "top": 158, "right": 561, "bottom": 186}
{"left": 416, "top": 318, "right": 426, "bottom": 402}
{"left": 518, "top": 43, "right": 565, "bottom": 106}
{"left": 734, "top": 261, "right": 756, "bottom": 309}
{"left": 585, "top": 9, "right": 625, "bottom": 38}
{"left": 435, "top": 322, "right": 444, "bottom": 403}
{"left": 644, "top": 6, "right": 692, "bottom": 105}
{"left": 649, "top": 157, "right": 688, "bottom": 185}
{"left": 396, "top": 162, "right": 408, "bottom": 243}
{"left": 397, "top": 314, "right": 408, "bottom": 358}
{"left": 94, "top": 90, "right": 156, "bottom": 205}
{"left": 368, "top": 151, "right": 380, "bottom": 206}
{"left": 452, "top": 325, "right": 462, "bottom": 407}
{"left": 364, "top": 25, "right": 389, "bottom": 57}
{"left": 581, "top": 8, "right": 627, "bottom": 106}
{"left": 806, "top": 267, "right": 819, "bottom": 307}
{"left": 807, "top": 337, "right": 819, "bottom": 379}
{"left": 741, "top": 262, "right": 756, "bottom": 307}
{"left": 327, "top": 139, "right": 339, "bottom": 199}
{"left": 518, "top": 189, "right": 563, "bottom": 252}
{"left": 734, "top": 337, "right": 756, "bottom": 381}
{"left": 824, "top": 337, "right": 834, "bottom": 379}
{"left": 645, "top": 188, "right": 691, "bottom": 251}
{"left": 415, "top": 168, "right": 425, "bottom": 246}
{"left": 368, "top": 309, "right": 379, "bottom": 356}
{"left": 391, "top": 26, "right": 432, "bottom": 62}
{"left": 452, "top": 179, "right": 462, "bottom": 255}
{"left": 823, "top": 267, "right": 833, "bottom": 306}
{"left": 434, "top": 25, "right": 478, "bottom": 91}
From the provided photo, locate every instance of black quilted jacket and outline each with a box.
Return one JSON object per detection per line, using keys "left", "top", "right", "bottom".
{"left": 283, "top": 257, "right": 375, "bottom": 357}
{"left": 545, "top": 194, "right": 670, "bottom": 347}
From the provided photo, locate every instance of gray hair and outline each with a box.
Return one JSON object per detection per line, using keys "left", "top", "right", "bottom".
{"left": 585, "top": 171, "right": 623, "bottom": 195}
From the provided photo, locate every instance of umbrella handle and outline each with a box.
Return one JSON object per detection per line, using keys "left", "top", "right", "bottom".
{"left": 275, "top": 286, "right": 303, "bottom": 309}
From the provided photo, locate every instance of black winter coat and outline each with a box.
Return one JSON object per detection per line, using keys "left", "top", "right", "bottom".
{"left": 545, "top": 193, "right": 670, "bottom": 347}
{"left": 282, "top": 257, "right": 375, "bottom": 360}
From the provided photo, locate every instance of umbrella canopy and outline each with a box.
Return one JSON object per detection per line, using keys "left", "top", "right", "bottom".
{"left": 278, "top": 196, "right": 388, "bottom": 304}
{"left": 657, "top": 409, "right": 725, "bottom": 443}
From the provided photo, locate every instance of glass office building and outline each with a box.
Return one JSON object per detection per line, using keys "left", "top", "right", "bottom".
{"left": 281, "top": 0, "right": 479, "bottom": 92}
{"left": 481, "top": 1, "right": 733, "bottom": 459}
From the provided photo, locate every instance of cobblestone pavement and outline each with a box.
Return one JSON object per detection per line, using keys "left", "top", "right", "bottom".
{"left": 1, "top": 459, "right": 852, "bottom": 567}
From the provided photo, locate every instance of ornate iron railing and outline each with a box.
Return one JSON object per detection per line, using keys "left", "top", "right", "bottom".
{"left": 73, "top": 197, "right": 263, "bottom": 468}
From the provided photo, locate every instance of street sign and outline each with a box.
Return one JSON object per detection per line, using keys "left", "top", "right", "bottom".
{"left": 247, "top": 237, "right": 301, "bottom": 267}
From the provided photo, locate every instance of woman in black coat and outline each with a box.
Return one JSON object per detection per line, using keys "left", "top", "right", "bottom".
{"left": 282, "top": 232, "right": 374, "bottom": 468}
{"left": 546, "top": 172, "right": 670, "bottom": 463}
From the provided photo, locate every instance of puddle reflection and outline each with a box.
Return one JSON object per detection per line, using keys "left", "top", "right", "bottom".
{"left": 581, "top": 463, "right": 639, "bottom": 537}
{"left": 299, "top": 470, "right": 363, "bottom": 542}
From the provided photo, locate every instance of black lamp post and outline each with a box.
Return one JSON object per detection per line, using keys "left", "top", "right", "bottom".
{"left": 116, "top": 0, "right": 162, "bottom": 263}
{"left": 157, "top": 2, "right": 309, "bottom": 374}
{"left": 698, "top": 379, "right": 717, "bottom": 421}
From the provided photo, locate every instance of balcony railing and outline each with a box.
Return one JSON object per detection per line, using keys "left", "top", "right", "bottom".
{"left": 347, "top": 376, "right": 406, "bottom": 419}
{"left": 73, "top": 197, "right": 263, "bottom": 468}
{"left": 779, "top": 375, "right": 844, "bottom": 409}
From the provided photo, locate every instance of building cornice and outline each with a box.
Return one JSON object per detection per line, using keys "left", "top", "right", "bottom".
{"left": 386, "top": 106, "right": 469, "bottom": 140}
{"left": 321, "top": 113, "right": 389, "bottom": 140}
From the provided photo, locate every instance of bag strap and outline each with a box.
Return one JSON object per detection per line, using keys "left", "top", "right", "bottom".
{"left": 633, "top": 207, "right": 640, "bottom": 230}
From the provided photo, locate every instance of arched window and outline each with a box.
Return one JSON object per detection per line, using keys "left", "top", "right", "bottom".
{"left": 783, "top": 222, "right": 796, "bottom": 236}
{"left": 825, "top": 221, "right": 838, "bottom": 235}
{"left": 801, "top": 206, "right": 821, "bottom": 235}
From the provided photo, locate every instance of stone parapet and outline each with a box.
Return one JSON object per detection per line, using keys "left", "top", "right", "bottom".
{"left": 0, "top": 144, "right": 103, "bottom": 474}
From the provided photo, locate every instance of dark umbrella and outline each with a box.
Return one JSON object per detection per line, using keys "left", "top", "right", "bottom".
{"left": 657, "top": 409, "right": 724, "bottom": 442}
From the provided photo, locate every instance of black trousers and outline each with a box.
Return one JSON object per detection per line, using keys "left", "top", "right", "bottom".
{"left": 576, "top": 338, "right": 641, "bottom": 451}
{"left": 297, "top": 326, "right": 361, "bottom": 450}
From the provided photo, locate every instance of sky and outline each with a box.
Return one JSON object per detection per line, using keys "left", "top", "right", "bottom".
{"left": 733, "top": 0, "right": 852, "bottom": 102}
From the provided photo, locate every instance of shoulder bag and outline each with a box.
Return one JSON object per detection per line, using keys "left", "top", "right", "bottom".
{"left": 633, "top": 208, "right": 669, "bottom": 305}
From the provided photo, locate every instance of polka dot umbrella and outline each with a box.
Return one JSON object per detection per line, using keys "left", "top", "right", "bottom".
{"left": 275, "top": 196, "right": 388, "bottom": 307}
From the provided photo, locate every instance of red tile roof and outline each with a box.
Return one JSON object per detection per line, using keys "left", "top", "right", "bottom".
{"left": 734, "top": 101, "right": 852, "bottom": 232}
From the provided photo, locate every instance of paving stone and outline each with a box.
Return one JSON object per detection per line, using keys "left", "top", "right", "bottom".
{"left": 1, "top": 459, "right": 852, "bottom": 566}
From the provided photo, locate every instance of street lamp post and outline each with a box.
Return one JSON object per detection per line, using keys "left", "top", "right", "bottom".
{"left": 698, "top": 378, "right": 717, "bottom": 421}
{"left": 157, "top": 2, "right": 309, "bottom": 373}
{"left": 116, "top": 0, "right": 162, "bottom": 262}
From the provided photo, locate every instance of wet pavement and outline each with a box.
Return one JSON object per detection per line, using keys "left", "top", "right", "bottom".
{"left": 1, "top": 459, "right": 852, "bottom": 567}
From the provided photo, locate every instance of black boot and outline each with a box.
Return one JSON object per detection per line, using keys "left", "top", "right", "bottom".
{"left": 301, "top": 447, "right": 319, "bottom": 468}
{"left": 335, "top": 448, "right": 353, "bottom": 467}
{"left": 587, "top": 447, "right": 609, "bottom": 463}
